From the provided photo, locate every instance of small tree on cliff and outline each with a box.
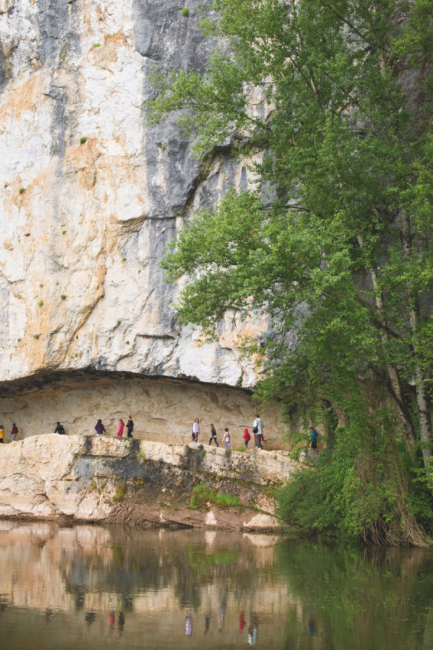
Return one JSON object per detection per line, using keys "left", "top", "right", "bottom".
{"left": 149, "top": 1, "right": 433, "bottom": 540}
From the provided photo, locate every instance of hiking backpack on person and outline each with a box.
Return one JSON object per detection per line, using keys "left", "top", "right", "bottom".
{"left": 253, "top": 415, "right": 263, "bottom": 449}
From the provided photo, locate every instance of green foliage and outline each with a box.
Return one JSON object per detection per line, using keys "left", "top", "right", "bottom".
{"left": 80, "top": 136, "right": 87, "bottom": 144}
{"left": 60, "top": 294, "right": 66, "bottom": 300}
{"left": 150, "top": 0, "right": 433, "bottom": 542}
{"left": 18, "top": 187, "right": 25, "bottom": 194}
{"left": 279, "top": 423, "right": 433, "bottom": 544}
{"left": 181, "top": 6, "right": 189, "bottom": 17}
{"left": 189, "top": 484, "right": 242, "bottom": 509}
{"left": 199, "top": 448, "right": 206, "bottom": 458}
{"left": 113, "top": 482, "right": 127, "bottom": 502}
{"left": 38, "top": 300, "right": 44, "bottom": 308}
{"left": 33, "top": 334, "right": 40, "bottom": 340}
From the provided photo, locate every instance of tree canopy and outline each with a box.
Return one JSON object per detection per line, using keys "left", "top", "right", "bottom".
{"left": 149, "top": 0, "right": 433, "bottom": 543}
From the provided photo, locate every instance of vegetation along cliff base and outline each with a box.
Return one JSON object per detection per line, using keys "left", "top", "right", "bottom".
{"left": 149, "top": 0, "right": 433, "bottom": 545}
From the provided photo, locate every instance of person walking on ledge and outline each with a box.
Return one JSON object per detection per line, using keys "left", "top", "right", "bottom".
{"left": 222, "top": 428, "right": 232, "bottom": 450}
{"left": 0, "top": 425, "right": 4, "bottom": 444}
{"left": 95, "top": 419, "right": 106, "bottom": 436}
{"left": 11, "top": 423, "right": 19, "bottom": 441}
{"left": 117, "top": 419, "right": 125, "bottom": 438}
{"left": 310, "top": 426, "right": 318, "bottom": 450}
{"left": 253, "top": 414, "right": 263, "bottom": 449}
{"left": 126, "top": 416, "right": 134, "bottom": 438}
{"left": 54, "top": 422, "right": 65, "bottom": 435}
{"left": 209, "top": 424, "right": 219, "bottom": 447}
{"left": 243, "top": 428, "right": 251, "bottom": 449}
{"left": 192, "top": 418, "right": 200, "bottom": 443}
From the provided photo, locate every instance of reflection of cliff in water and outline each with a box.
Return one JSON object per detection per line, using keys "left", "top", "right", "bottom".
{"left": 0, "top": 523, "right": 285, "bottom": 615}
{"left": 2, "top": 523, "right": 433, "bottom": 650}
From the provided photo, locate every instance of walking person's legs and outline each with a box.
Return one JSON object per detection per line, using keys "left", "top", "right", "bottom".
{"left": 244, "top": 441, "right": 248, "bottom": 449}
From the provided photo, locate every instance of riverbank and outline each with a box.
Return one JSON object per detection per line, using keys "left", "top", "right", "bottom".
{"left": 0, "top": 435, "right": 298, "bottom": 531}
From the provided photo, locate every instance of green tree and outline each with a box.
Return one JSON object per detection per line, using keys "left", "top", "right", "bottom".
{"left": 149, "top": 0, "right": 433, "bottom": 541}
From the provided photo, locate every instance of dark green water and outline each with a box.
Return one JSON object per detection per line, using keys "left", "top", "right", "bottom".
{"left": 0, "top": 522, "right": 433, "bottom": 649}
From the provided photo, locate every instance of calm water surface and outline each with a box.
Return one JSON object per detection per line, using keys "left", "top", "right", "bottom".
{"left": 0, "top": 522, "right": 433, "bottom": 649}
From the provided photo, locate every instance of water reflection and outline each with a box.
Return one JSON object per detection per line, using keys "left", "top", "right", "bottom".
{"left": 0, "top": 522, "right": 432, "bottom": 649}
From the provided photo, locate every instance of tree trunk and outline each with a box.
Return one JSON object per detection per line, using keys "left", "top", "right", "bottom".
{"left": 401, "top": 213, "right": 432, "bottom": 471}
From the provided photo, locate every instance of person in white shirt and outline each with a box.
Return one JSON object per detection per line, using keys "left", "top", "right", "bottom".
{"left": 222, "top": 428, "right": 232, "bottom": 450}
{"left": 192, "top": 418, "right": 200, "bottom": 442}
{"left": 253, "top": 414, "right": 263, "bottom": 449}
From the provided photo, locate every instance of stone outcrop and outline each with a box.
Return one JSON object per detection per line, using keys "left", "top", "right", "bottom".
{"left": 0, "top": 0, "right": 284, "bottom": 448}
{"left": 0, "top": 0, "right": 267, "bottom": 388}
{"left": 0, "top": 434, "right": 298, "bottom": 530}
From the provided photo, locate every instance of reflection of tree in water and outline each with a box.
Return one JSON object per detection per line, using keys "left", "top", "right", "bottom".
{"left": 60, "top": 529, "right": 269, "bottom": 614}
{"left": 275, "top": 540, "right": 433, "bottom": 650}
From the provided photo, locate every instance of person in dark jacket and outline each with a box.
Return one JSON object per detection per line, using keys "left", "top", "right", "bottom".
{"left": 209, "top": 424, "right": 219, "bottom": 446}
{"left": 95, "top": 419, "right": 106, "bottom": 436}
{"left": 54, "top": 422, "right": 65, "bottom": 435}
{"left": 126, "top": 416, "right": 134, "bottom": 438}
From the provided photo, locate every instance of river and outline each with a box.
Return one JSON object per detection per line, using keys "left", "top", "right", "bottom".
{"left": 0, "top": 522, "right": 432, "bottom": 649}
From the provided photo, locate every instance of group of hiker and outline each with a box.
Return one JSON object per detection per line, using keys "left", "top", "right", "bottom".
{"left": 0, "top": 416, "right": 320, "bottom": 450}
{"left": 192, "top": 415, "right": 265, "bottom": 450}
{"left": 0, "top": 423, "right": 18, "bottom": 443}
{"left": 95, "top": 417, "right": 135, "bottom": 438}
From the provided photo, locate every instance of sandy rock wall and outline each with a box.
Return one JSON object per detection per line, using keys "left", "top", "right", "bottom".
{"left": 0, "top": 0, "right": 267, "bottom": 389}
{"left": 0, "top": 373, "right": 287, "bottom": 448}
{"left": 0, "top": 434, "right": 297, "bottom": 529}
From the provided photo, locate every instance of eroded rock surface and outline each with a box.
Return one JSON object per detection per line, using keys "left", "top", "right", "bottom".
{"left": 0, "top": 372, "right": 287, "bottom": 448}
{"left": 0, "top": 0, "right": 267, "bottom": 390}
{"left": 0, "top": 434, "right": 298, "bottom": 530}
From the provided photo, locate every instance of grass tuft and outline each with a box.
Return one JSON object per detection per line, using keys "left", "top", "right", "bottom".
{"left": 189, "top": 484, "right": 241, "bottom": 510}
{"left": 181, "top": 6, "right": 189, "bottom": 17}
{"left": 113, "top": 482, "right": 127, "bottom": 502}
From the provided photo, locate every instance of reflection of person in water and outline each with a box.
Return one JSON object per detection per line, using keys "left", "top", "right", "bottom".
{"left": 204, "top": 613, "right": 211, "bottom": 634}
{"left": 85, "top": 611, "right": 96, "bottom": 626}
{"left": 239, "top": 612, "right": 246, "bottom": 633}
{"left": 219, "top": 607, "right": 225, "bottom": 631}
{"left": 248, "top": 615, "right": 258, "bottom": 646}
{"left": 308, "top": 618, "right": 315, "bottom": 636}
{"left": 185, "top": 613, "right": 193, "bottom": 636}
{"left": 109, "top": 610, "right": 115, "bottom": 628}
{"left": 118, "top": 612, "right": 125, "bottom": 634}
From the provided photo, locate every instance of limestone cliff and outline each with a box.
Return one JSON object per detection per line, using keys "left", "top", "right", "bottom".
{"left": 0, "top": 0, "right": 282, "bottom": 442}
{"left": 0, "top": 434, "right": 298, "bottom": 530}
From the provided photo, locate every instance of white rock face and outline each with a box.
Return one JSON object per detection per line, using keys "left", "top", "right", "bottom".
{"left": 0, "top": 434, "right": 298, "bottom": 528}
{"left": 0, "top": 0, "right": 268, "bottom": 392}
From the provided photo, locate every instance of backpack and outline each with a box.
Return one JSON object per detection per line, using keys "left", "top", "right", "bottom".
{"left": 253, "top": 426, "right": 258, "bottom": 434}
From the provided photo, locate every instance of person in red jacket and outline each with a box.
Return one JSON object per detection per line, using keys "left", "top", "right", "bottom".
{"left": 11, "top": 423, "right": 18, "bottom": 442}
{"left": 243, "top": 428, "right": 251, "bottom": 449}
{"left": 117, "top": 419, "right": 125, "bottom": 438}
